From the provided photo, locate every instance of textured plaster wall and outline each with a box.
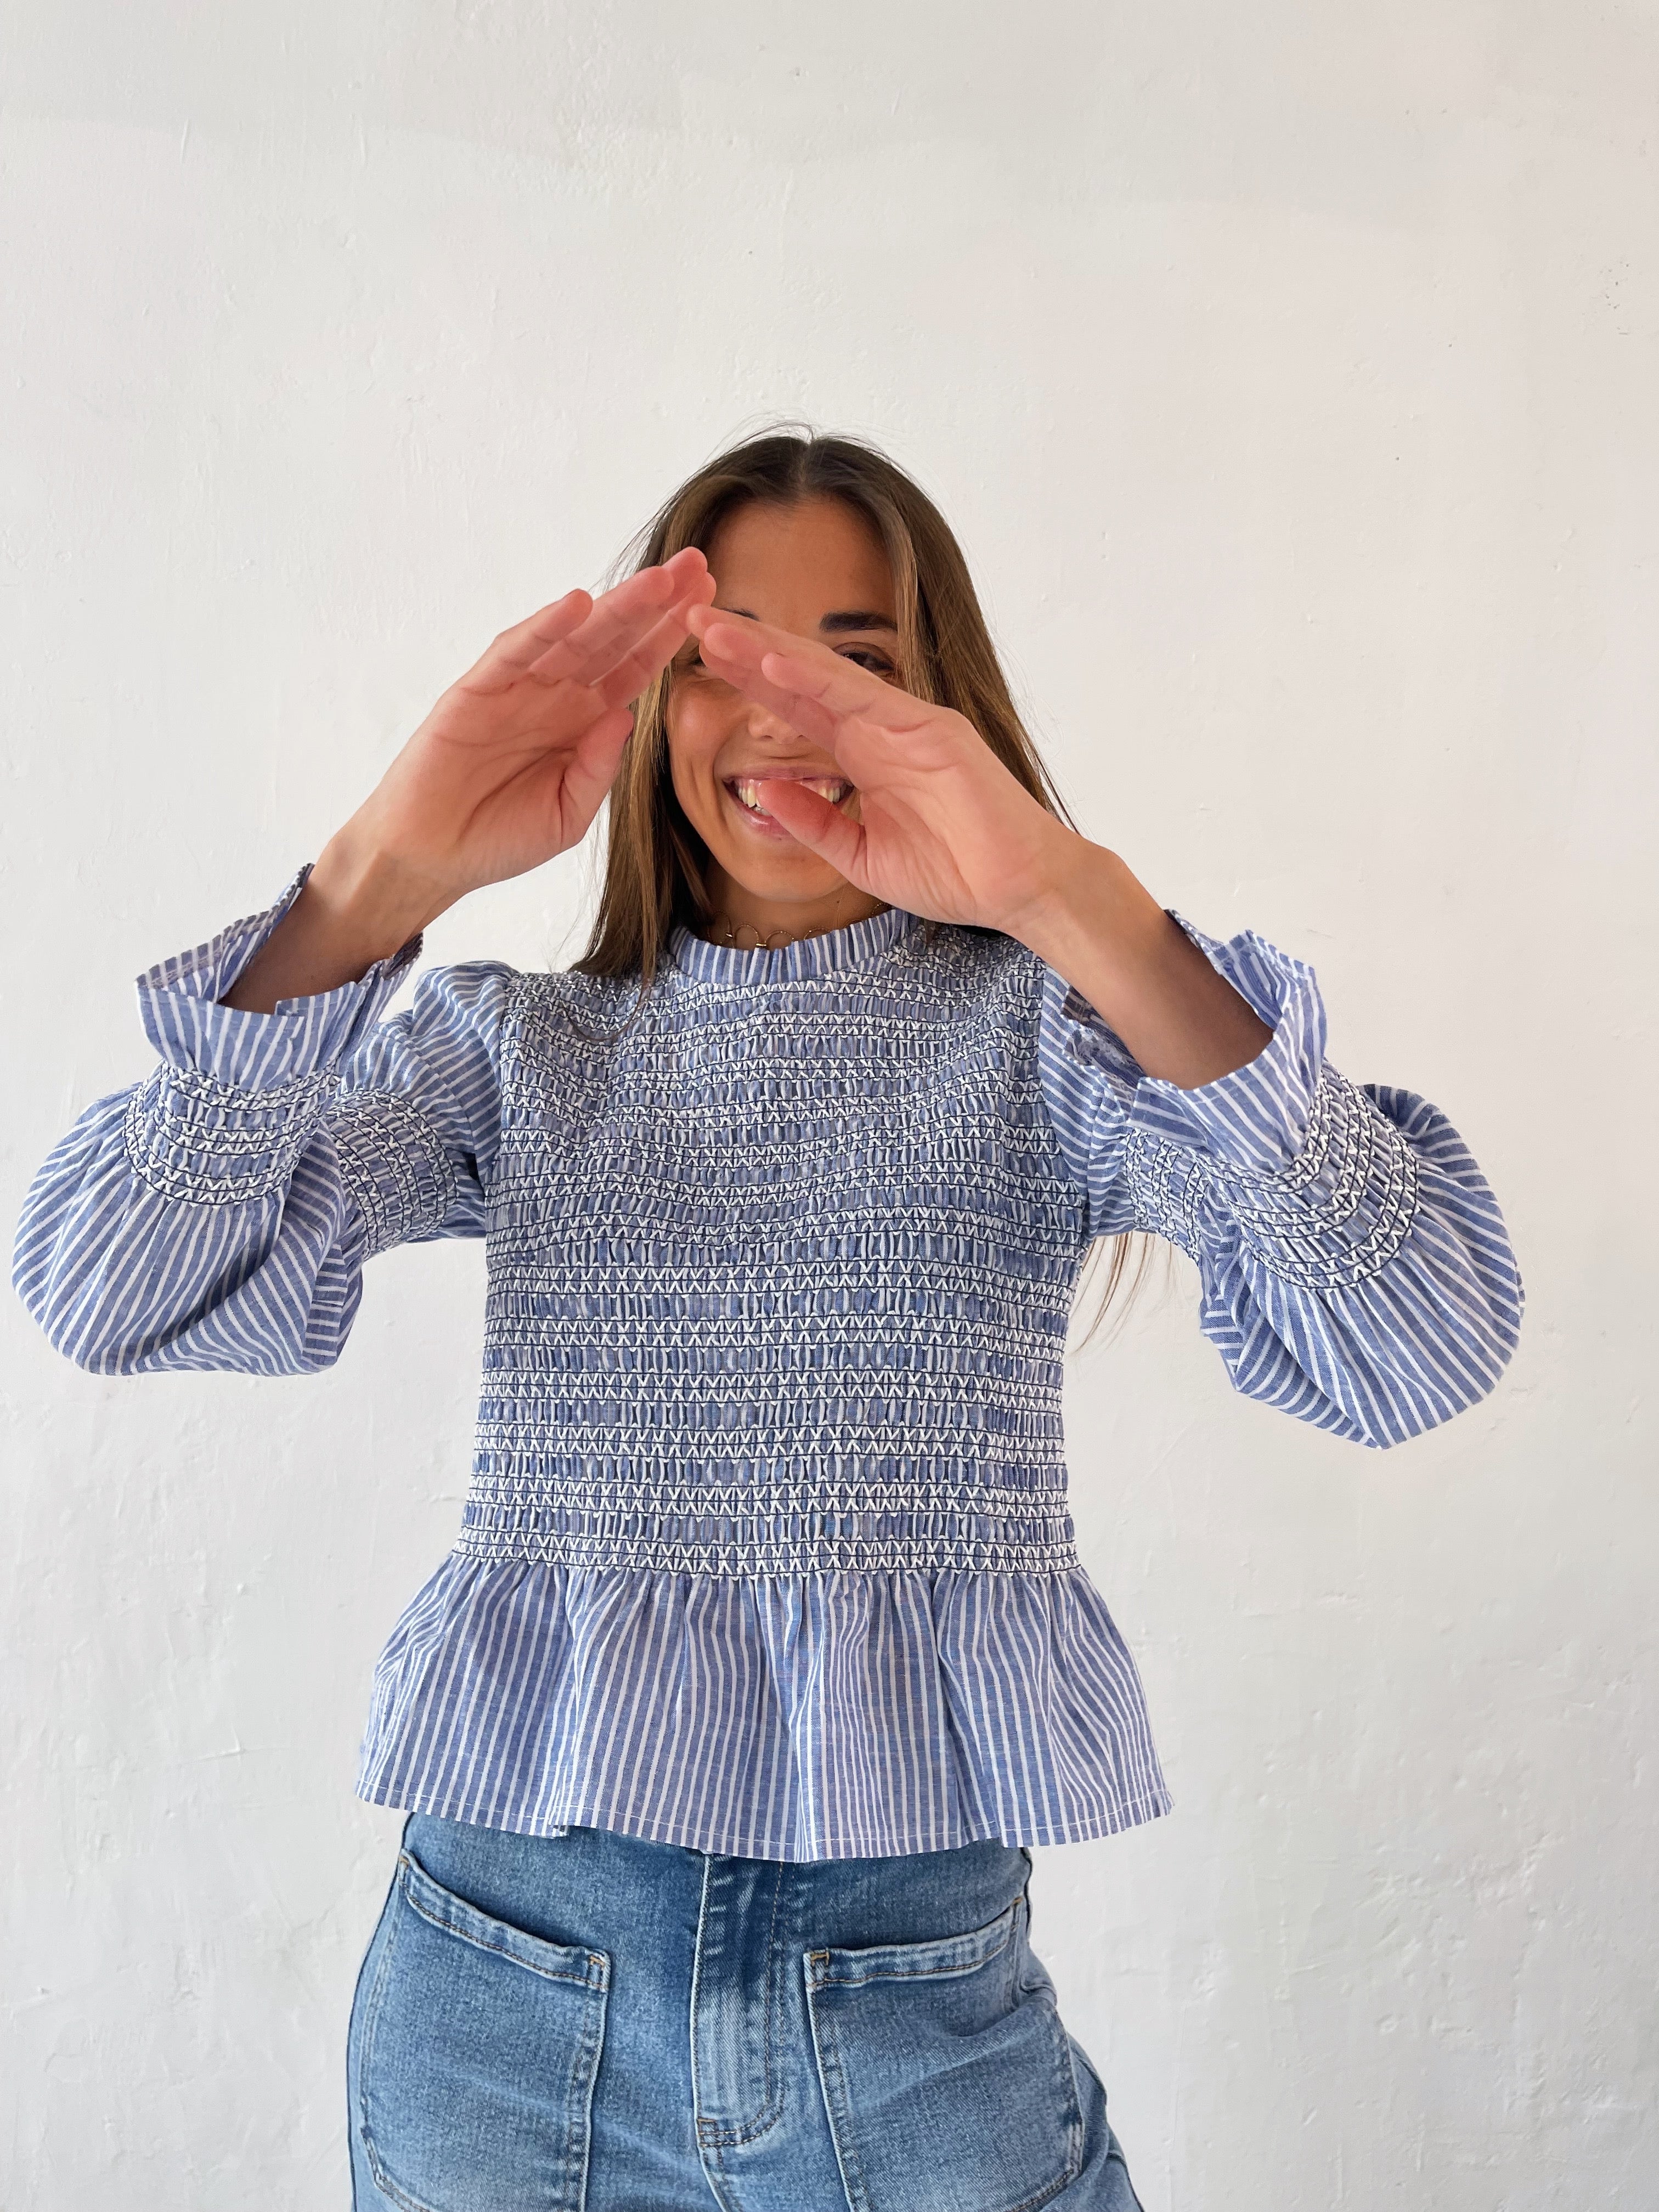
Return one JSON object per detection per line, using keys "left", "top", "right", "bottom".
{"left": 2, "top": 3, "right": 1655, "bottom": 2205}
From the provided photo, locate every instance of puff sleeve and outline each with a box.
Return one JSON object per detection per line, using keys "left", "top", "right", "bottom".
{"left": 1037, "top": 919, "right": 1523, "bottom": 1448}
{"left": 13, "top": 868, "right": 515, "bottom": 1375}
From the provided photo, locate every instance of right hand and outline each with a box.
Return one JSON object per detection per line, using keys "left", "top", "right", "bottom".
{"left": 224, "top": 550, "right": 713, "bottom": 1011}
{"left": 332, "top": 546, "right": 713, "bottom": 919}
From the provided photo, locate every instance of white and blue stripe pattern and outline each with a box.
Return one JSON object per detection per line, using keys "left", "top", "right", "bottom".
{"left": 13, "top": 872, "right": 1522, "bottom": 1859}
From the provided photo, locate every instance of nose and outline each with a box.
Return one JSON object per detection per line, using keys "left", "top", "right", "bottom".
{"left": 741, "top": 695, "right": 800, "bottom": 746}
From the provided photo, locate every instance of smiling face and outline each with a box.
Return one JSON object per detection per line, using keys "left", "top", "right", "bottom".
{"left": 667, "top": 495, "right": 899, "bottom": 942}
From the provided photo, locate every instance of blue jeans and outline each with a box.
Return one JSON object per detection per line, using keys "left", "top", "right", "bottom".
{"left": 347, "top": 1815, "right": 1142, "bottom": 2212}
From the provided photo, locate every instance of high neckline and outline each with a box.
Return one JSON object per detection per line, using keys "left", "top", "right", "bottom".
{"left": 669, "top": 904, "right": 919, "bottom": 984}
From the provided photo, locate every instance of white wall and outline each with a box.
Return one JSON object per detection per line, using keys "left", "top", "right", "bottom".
{"left": 3, "top": 4, "right": 1654, "bottom": 2205}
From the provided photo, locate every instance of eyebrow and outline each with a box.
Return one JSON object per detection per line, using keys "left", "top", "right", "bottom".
{"left": 724, "top": 606, "right": 898, "bottom": 635}
{"left": 819, "top": 610, "right": 898, "bottom": 635}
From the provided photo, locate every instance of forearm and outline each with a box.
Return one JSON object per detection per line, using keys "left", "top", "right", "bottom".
{"left": 222, "top": 832, "right": 445, "bottom": 1013}
{"left": 1009, "top": 832, "right": 1271, "bottom": 1088}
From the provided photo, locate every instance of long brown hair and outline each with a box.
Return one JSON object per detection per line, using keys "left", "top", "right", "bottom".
{"left": 577, "top": 426, "right": 1148, "bottom": 1333}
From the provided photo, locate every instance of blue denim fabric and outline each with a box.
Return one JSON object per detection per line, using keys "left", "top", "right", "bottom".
{"left": 347, "top": 1816, "right": 1141, "bottom": 2212}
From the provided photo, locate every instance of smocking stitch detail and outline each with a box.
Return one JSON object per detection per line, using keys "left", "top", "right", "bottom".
{"left": 461, "top": 1474, "right": 1069, "bottom": 1518}
{"left": 1124, "top": 1131, "right": 1212, "bottom": 1258}
{"left": 331, "top": 1090, "right": 460, "bottom": 1259}
{"left": 452, "top": 1521, "right": 1080, "bottom": 1577}
{"left": 451, "top": 932, "right": 1093, "bottom": 1581}
{"left": 143, "top": 1057, "right": 331, "bottom": 1120}
{"left": 1212, "top": 1066, "right": 1421, "bottom": 1290}
{"left": 122, "top": 1065, "right": 331, "bottom": 1207}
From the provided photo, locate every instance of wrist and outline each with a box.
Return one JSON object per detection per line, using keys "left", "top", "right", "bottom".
{"left": 996, "top": 827, "right": 1165, "bottom": 970}
{"left": 1008, "top": 834, "right": 1275, "bottom": 1086}
{"left": 308, "top": 825, "right": 453, "bottom": 956}
{"left": 218, "top": 839, "right": 434, "bottom": 1015}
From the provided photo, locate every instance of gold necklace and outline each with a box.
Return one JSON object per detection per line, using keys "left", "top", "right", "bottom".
{"left": 703, "top": 902, "right": 888, "bottom": 952}
{"left": 706, "top": 917, "right": 803, "bottom": 950}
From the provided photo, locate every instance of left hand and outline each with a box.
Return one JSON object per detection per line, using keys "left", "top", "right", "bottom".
{"left": 686, "top": 604, "right": 1274, "bottom": 1086}
{"left": 685, "top": 605, "right": 1071, "bottom": 933}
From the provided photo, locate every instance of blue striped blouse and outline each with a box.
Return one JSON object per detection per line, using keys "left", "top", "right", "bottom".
{"left": 13, "top": 871, "right": 1522, "bottom": 1859}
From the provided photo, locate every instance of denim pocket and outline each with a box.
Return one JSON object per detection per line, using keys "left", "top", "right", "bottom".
{"left": 805, "top": 1893, "right": 1082, "bottom": 2212}
{"left": 356, "top": 1850, "right": 609, "bottom": 2212}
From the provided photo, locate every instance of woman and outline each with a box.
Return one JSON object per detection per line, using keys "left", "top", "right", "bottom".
{"left": 15, "top": 432, "right": 1521, "bottom": 2211}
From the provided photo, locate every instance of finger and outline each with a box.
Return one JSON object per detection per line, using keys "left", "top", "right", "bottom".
{"left": 478, "top": 588, "right": 594, "bottom": 676}
{"left": 557, "top": 703, "right": 636, "bottom": 836}
{"left": 754, "top": 640, "right": 920, "bottom": 727}
{"left": 685, "top": 605, "right": 821, "bottom": 682}
{"left": 689, "top": 617, "right": 841, "bottom": 744}
{"left": 591, "top": 581, "right": 716, "bottom": 711}
{"left": 754, "top": 778, "right": 870, "bottom": 881}
{"left": 685, "top": 604, "right": 825, "bottom": 687}
{"left": 695, "top": 614, "right": 919, "bottom": 738}
{"left": 538, "top": 551, "right": 704, "bottom": 681}
{"left": 518, "top": 550, "right": 708, "bottom": 684}
{"left": 687, "top": 603, "right": 888, "bottom": 710}
{"left": 698, "top": 646, "right": 842, "bottom": 747}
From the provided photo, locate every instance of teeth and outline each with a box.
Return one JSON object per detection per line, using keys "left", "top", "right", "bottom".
{"left": 731, "top": 776, "right": 850, "bottom": 815}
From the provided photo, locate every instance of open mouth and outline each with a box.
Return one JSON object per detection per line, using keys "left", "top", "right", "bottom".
{"left": 724, "top": 774, "right": 853, "bottom": 822}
